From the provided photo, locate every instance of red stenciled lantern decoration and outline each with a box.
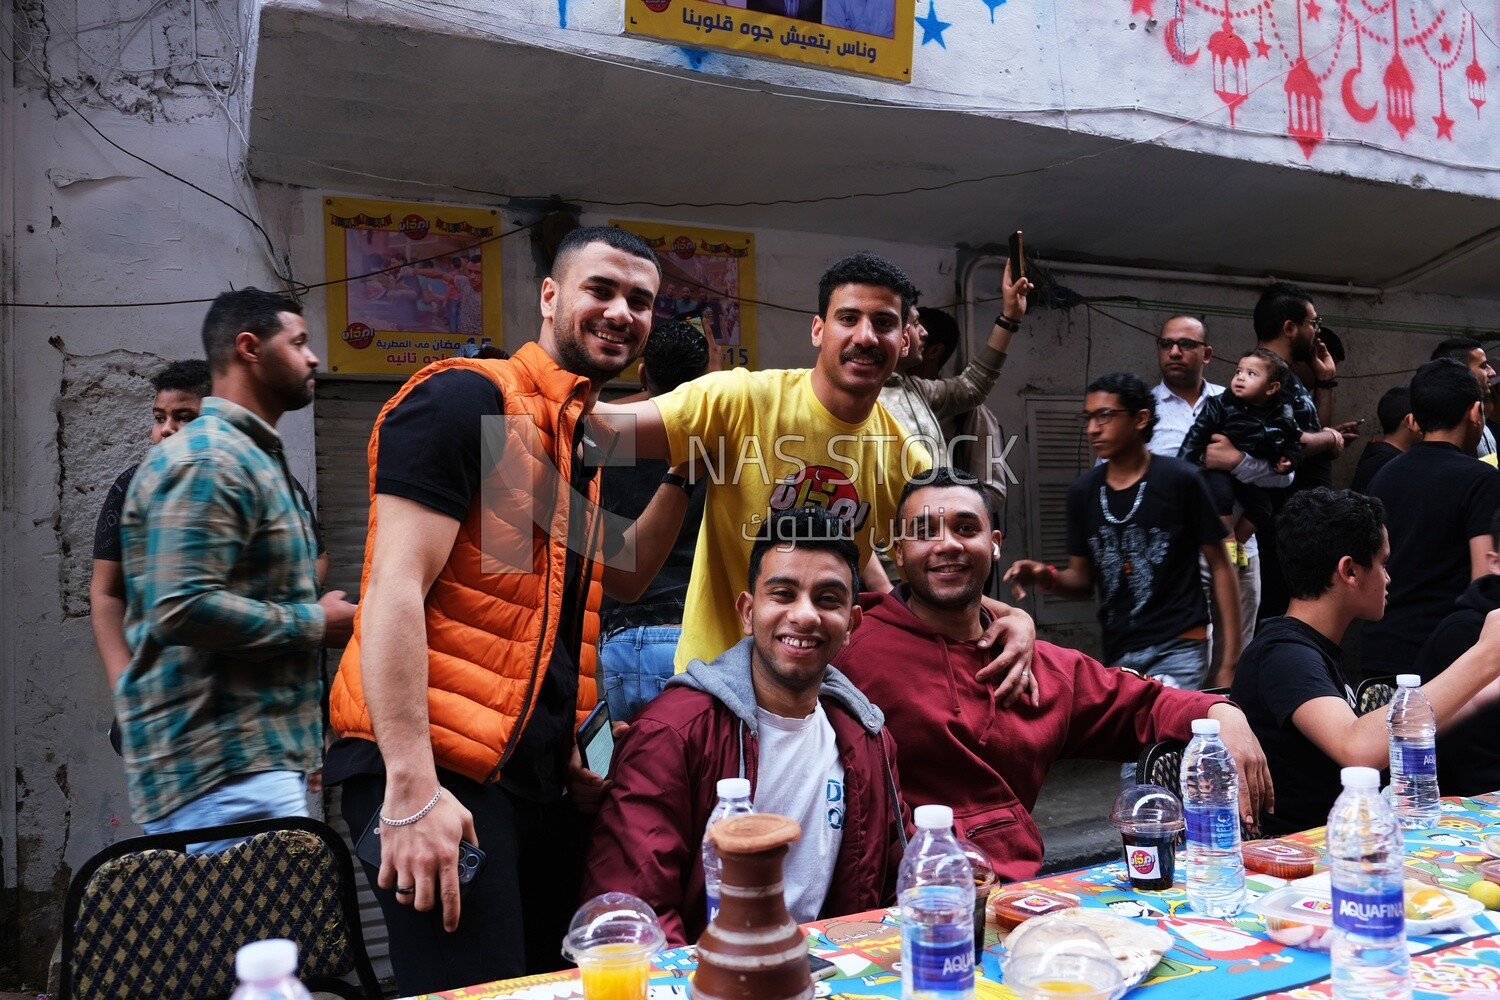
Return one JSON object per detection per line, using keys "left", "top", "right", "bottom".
{"left": 1467, "top": 14, "right": 1487, "bottom": 115}
{"left": 1383, "top": 0, "right": 1416, "bottom": 138}
{"left": 1209, "top": 14, "right": 1251, "bottom": 124}
{"left": 1285, "top": 56, "right": 1324, "bottom": 158}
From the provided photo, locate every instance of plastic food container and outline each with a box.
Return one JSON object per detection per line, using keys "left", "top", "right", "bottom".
{"left": 1479, "top": 859, "right": 1500, "bottom": 886}
{"left": 1248, "top": 885, "right": 1336, "bottom": 951}
{"left": 988, "top": 888, "right": 1080, "bottom": 931}
{"left": 1242, "top": 840, "right": 1320, "bottom": 880}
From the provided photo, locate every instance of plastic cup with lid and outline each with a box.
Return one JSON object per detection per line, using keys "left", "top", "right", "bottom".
{"left": 1003, "top": 917, "right": 1125, "bottom": 1000}
{"left": 1109, "top": 784, "right": 1185, "bottom": 891}
{"left": 562, "top": 892, "right": 665, "bottom": 1000}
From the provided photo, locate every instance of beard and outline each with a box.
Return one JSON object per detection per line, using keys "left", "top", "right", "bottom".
{"left": 552, "top": 303, "right": 635, "bottom": 383}
{"left": 1291, "top": 337, "right": 1316, "bottom": 364}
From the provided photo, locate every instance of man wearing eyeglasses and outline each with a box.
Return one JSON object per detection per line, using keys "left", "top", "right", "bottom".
{"left": 1149, "top": 315, "right": 1284, "bottom": 666}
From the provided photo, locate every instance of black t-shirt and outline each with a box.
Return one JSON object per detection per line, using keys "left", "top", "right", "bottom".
{"left": 1413, "top": 575, "right": 1500, "bottom": 797}
{"left": 1065, "top": 455, "right": 1226, "bottom": 663}
{"left": 598, "top": 459, "right": 707, "bottom": 633}
{"left": 329, "top": 368, "right": 586, "bottom": 802}
{"left": 1230, "top": 616, "right": 1353, "bottom": 836}
{"left": 1279, "top": 370, "right": 1330, "bottom": 491}
{"left": 1364, "top": 441, "right": 1500, "bottom": 675}
{"left": 1350, "top": 441, "right": 1401, "bottom": 495}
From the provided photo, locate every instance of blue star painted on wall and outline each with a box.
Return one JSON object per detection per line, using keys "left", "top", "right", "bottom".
{"left": 980, "top": 0, "right": 1006, "bottom": 23}
{"left": 915, "top": 0, "right": 952, "bottom": 47}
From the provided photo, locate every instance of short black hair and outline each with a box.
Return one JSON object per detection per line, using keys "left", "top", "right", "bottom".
{"left": 1376, "top": 384, "right": 1412, "bottom": 435}
{"left": 201, "top": 288, "right": 303, "bottom": 375}
{"left": 1410, "top": 357, "right": 1482, "bottom": 433}
{"left": 747, "top": 507, "right": 860, "bottom": 596}
{"left": 552, "top": 225, "right": 662, "bottom": 282}
{"left": 1253, "top": 281, "right": 1314, "bottom": 344}
{"left": 1239, "top": 347, "right": 1290, "bottom": 388}
{"left": 152, "top": 359, "right": 211, "bottom": 397}
{"left": 1277, "top": 488, "right": 1386, "bottom": 600}
{"left": 1087, "top": 372, "right": 1157, "bottom": 442}
{"left": 817, "top": 252, "right": 917, "bottom": 321}
{"left": 643, "top": 320, "right": 710, "bottom": 395}
{"left": 917, "top": 307, "right": 961, "bottom": 368}
{"left": 898, "top": 466, "right": 995, "bottom": 520}
{"left": 1430, "top": 336, "right": 1483, "bottom": 362}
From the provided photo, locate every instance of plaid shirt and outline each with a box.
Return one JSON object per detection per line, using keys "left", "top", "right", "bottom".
{"left": 118, "top": 397, "right": 325, "bottom": 823}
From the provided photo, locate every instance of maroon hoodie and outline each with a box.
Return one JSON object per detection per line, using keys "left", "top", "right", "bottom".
{"left": 835, "top": 589, "right": 1225, "bottom": 882}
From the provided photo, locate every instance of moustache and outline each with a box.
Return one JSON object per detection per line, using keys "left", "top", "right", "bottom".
{"left": 840, "top": 348, "right": 887, "bottom": 365}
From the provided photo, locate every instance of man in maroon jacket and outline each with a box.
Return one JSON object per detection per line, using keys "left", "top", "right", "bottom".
{"left": 583, "top": 507, "right": 907, "bottom": 945}
{"left": 836, "top": 468, "right": 1272, "bottom": 882}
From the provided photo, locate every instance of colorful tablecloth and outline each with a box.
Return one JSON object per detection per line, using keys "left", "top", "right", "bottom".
{"left": 412, "top": 794, "right": 1500, "bottom": 1000}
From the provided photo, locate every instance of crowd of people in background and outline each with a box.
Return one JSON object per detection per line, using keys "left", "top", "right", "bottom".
{"left": 91, "top": 226, "right": 1500, "bottom": 995}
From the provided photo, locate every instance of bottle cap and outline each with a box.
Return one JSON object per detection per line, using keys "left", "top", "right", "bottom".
{"left": 1341, "top": 766, "right": 1380, "bottom": 789}
{"left": 236, "top": 939, "right": 298, "bottom": 982}
{"left": 716, "top": 777, "right": 750, "bottom": 799}
{"left": 1396, "top": 674, "right": 1421, "bottom": 688}
{"left": 914, "top": 804, "right": 954, "bottom": 830}
{"left": 1190, "top": 718, "right": 1221, "bottom": 735}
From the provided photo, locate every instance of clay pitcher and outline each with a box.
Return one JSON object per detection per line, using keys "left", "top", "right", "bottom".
{"left": 691, "top": 813, "right": 813, "bottom": 1000}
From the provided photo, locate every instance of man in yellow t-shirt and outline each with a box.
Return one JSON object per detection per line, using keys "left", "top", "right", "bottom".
{"left": 599, "top": 253, "right": 1034, "bottom": 673}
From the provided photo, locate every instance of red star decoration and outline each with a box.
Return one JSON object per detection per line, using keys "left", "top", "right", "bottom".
{"left": 1132, "top": 0, "right": 1154, "bottom": 14}
{"left": 1255, "top": 37, "right": 1272, "bottom": 58}
{"left": 1304, "top": 0, "right": 1321, "bottom": 20}
{"left": 1439, "top": 34, "right": 1453, "bottom": 53}
{"left": 1434, "top": 109, "right": 1455, "bottom": 139}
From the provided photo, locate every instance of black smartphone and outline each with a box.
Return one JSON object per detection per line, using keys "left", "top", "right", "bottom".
{"left": 578, "top": 701, "right": 615, "bottom": 778}
{"left": 809, "top": 954, "right": 837, "bottom": 982}
{"left": 1007, "top": 230, "right": 1025, "bottom": 282}
{"left": 354, "top": 810, "right": 486, "bottom": 887}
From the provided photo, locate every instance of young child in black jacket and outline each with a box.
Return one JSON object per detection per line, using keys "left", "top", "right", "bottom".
{"left": 1179, "top": 348, "right": 1303, "bottom": 555}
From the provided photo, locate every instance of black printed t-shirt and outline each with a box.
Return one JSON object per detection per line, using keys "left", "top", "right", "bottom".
{"left": 1364, "top": 441, "right": 1500, "bottom": 676}
{"left": 325, "top": 368, "right": 586, "bottom": 803}
{"left": 1230, "top": 616, "right": 1353, "bottom": 836}
{"left": 1065, "top": 455, "right": 1226, "bottom": 664}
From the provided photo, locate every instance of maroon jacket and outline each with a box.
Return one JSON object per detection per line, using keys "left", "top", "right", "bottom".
{"left": 835, "top": 589, "right": 1225, "bottom": 882}
{"left": 582, "top": 639, "right": 908, "bottom": 946}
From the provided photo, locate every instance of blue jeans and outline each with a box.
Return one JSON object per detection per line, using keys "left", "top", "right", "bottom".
{"left": 1116, "top": 638, "right": 1209, "bottom": 782}
{"left": 142, "top": 770, "right": 308, "bottom": 853}
{"left": 599, "top": 625, "right": 681, "bottom": 723}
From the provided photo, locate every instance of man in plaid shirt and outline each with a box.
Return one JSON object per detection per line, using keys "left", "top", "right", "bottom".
{"left": 117, "top": 288, "right": 357, "bottom": 850}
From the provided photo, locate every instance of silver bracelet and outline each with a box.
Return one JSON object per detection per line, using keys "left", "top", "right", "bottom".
{"left": 380, "top": 787, "right": 443, "bottom": 827}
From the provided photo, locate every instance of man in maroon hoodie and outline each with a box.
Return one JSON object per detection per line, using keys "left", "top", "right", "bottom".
{"left": 582, "top": 507, "right": 907, "bottom": 946}
{"left": 836, "top": 468, "right": 1272, "bottom": 882}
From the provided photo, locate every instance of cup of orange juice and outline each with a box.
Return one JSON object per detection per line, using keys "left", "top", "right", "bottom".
{"left": 1003, "top": 917, "right": 1124, "bottom": 1000}
{"left": 562, "top": 892, "right": 665, "bottom": 1000}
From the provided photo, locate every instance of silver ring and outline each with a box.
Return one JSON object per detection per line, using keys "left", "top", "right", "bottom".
{"left": 394, "top": 885, "right": 416, "bottom": 896}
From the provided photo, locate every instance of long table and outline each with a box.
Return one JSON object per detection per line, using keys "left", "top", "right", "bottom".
{"left": 408, "top": 794, "right": 1500, "bottom": 1000}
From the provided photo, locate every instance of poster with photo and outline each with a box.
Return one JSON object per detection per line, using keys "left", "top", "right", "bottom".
{"left": 623, "top": 0, "right": 914, "bottom": 82}
{"left": 323, "top": 196, "right": 503, "bottom": 377}
{"left": 612, "top": 220, "right": 757, "bottom": 372}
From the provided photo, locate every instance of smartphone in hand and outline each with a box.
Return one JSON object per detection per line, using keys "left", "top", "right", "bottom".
{"left": 577, "top": 702, "right": 616, "bottom": 778}
{"left": 1007, "top": 230, "right": 1025, "bottom": 283}
{"left": 354, "top": 810, "right": 486, "bottom": 887}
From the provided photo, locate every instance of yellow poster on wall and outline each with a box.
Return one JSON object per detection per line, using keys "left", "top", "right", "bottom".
{"left": 323, "top": 196, "right": 502, "bottom": 377}
{"left": 623, "top": 0, "right": 914, "bottom": 83}
{"left": 612, "top": 220, "right": 757, "bottom": 373}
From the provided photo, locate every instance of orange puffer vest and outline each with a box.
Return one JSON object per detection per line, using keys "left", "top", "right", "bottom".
{"left": 330, "top": 342, "right": 602, "bottom": 785}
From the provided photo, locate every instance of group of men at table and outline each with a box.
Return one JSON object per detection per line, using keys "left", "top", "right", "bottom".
{"left": 108, "top": 226, "right": 1500, "bottom": 997}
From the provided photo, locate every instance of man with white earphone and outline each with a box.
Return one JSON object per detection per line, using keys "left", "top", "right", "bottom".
{"left": 836, "top": 468, "right": 1272, "bottom": 879}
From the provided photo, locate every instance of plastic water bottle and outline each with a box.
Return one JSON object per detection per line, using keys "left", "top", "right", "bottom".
{"left": 1387, "top": 674, "right": 1439, "bottom": 830}
{"left": 899, "top": 804, "right": 975, "bottom": 1000}
{"left": 1328, "top": 766, "right": 1411, "bottom": 1000}
{"left": 702, "top": 777, "right": 754, "bottom": 923}
{"left": 229, "top": 939, "right": 314, "bottom": 1000}
{"left": 1180, "top": 718, "right": 1246, "bottom": 917}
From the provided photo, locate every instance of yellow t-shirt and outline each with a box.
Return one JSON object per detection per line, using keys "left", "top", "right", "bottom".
{"left": 653, "top": 368, "right": 931, "bottom": 670}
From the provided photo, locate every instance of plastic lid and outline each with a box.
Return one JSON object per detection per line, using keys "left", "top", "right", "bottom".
{"left": 1109, "top": 784, "right": 1185, "bottom": 833}
{"left": 914, "top": 804, "right": 954, "bottom": 830}
{"left": 1397, "top": 674, "right": 1421, "bottom": 688}
{"left": 716, "top": 777, "right": 751, "bottom": 799}
{"left": 1191, "top": 718, "right": 1221, "bottom": 735}
{"left": 561, "top": 892, "right": 665, "bottom": 963}
{"left": 1341, "top": 766, "right": 1380, "bottom": 789}
{"left": 236, "top": 939, "right": 298, "bottom": 982}
{"left": 1003, "top": 917, "right": 1123, "bottom": 994}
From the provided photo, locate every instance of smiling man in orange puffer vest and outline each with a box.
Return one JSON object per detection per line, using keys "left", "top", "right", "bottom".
{"left": 325, "top": 226, "right": 690, "bottom": 995}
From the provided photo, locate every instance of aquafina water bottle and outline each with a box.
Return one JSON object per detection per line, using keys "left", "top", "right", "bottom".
{"left": 702, "top": 777, "right": 754, "bottom": 923}
{"left": 228, "top": 940, "right": 314, "bottom": 1000}
{"left": 1387, "top": 674, "right": 1439, "bottom": 830}
{"left": 1328, "top": 766, "right": 1411, "bottom": 1000}
{"left": 1180, "top": 717, "right": 1246, "bottom": 917}
{"left": 899, "top": 804, "right": 975, "bottom": 1000}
